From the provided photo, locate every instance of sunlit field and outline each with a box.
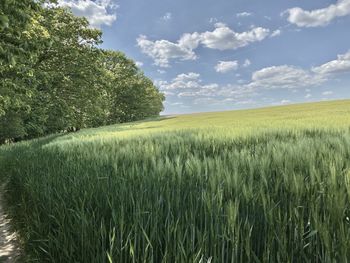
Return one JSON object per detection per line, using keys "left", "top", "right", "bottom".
{"left": 1, "top": 100, "right": 350, "bottom": 262}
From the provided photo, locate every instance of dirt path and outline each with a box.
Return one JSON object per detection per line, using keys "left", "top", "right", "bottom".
{"left": 0, "top": 184, "right": 21, "bottom": 262}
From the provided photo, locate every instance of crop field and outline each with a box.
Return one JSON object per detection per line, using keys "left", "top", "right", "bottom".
{"left": 1, "top": 100, "right": 350, "bottom": 262}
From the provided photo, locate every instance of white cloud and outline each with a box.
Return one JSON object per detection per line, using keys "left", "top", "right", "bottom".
{"left": 249, "top": 65, "right": 325, "bottom": 89}
{"left": 57, "top": 0, "right": 117, "bottom": 28}
{"left": 173, "top": 72, "right": 200, "bottom": 82}
{"left": 271, "top": 29, "right": 281, "bottom": 37}
{"left": 193, "top": 96, "right": 257, "bottom": 106}
{"left": 193, "top": 98, "right": 220, "bottom": 105}
{"left": 178, "top": 32, "right": 201, "bottom": 50}
{"left": 177, "top": 92, "right": 197, "bottom": 98}
{"left": 157, "top": 73, "right": 227, "bottom": 99}
{"left": 136, "top": 35, "right": 196, "bottom": 67}
{"left": 322, "top": 91, "right": 333, "bottom": 96}
{"left": 209, "top": 17, "right": 218, "bottom": 23}
{"left": 200, "top": 24, "right": 270, "bottom": 50}
{"left": 243, "top": 59, "right": 251, "bottom": 67}
{"left": 284, "top": 0, "right": 350, "bottom": 27}
{"left": 158, "top": 67, "right": 321, "bottom": 108}
{"left": 137, "top": 23, "right": 273, "bottom": 67}
{"left": 135, "top": 61, "right": 143, "bottom": 67}
{"left": 312, "top": 50, "right": 350, "bottom": 74}
{"left": 156, "top": 72, "right": 201, "bottom": 90}
{"left": 157, "top": 69, "right": 166, "bottom": 74}
{"left": 214, "top": 22, "right": 227, "bottom": 28}
{"left": 217, "top": 84, "right": 256, "bottom": 99}
{"left": 215, "top": 61, "right": 239, "bottom": 73}
{"left": 161, "top": 12, "right": 172, "bottom": 21}
{"left": 234, "top": 51, "right": 348, "bottom": 94}
{"left": 237, "top": 12, "right": 253, "bottom": 17}
{"left": 154, "top": 79, "right": 168, "bottom": 90}
{"left": 162, "top": 91, "right": 175, "bottom": 96}
{"left": 160, "top": 51, "right": 347, "bottom": 109}
{"left": 183, "top": 84, "right": 220, "bottom": 97}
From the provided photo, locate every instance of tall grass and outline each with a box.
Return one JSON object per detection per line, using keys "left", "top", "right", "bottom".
{"left": 1, "top": 100, "right": 350, "bottom": 262}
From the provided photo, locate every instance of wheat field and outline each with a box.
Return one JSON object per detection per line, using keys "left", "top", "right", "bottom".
{"left": 1, "top": 100, "right": 350, "bottom": 262}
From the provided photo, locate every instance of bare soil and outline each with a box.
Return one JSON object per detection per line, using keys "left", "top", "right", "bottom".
{"left": 0, "top": 184, "right": 21, "bottom": 263}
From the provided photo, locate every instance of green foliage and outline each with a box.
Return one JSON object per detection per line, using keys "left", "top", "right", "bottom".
{"left": 101, "top": 50, "right": 164, "bottom": 123}
{"left": 1, "top": 101, "right": 350, "bottom": 262}
{"left": 0, "top": 0, "right": 43, "bottom": 141}
{"left": 0, "top": 1, "right": 164, "bottom": 143}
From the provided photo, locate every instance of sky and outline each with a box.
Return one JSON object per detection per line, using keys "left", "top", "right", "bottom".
{"left": 57, "top": 0, "right": 350, "bottom": 114}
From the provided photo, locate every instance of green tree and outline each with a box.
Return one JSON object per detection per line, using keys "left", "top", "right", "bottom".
{"left": 0, "top": 1, "right": 164, "bottom": 143}
{"left": 0, "top": 0, "right": 48, "bottom": 142}
{"left": 33, "top": 7, "right": 104, "bottom": 133}
{"left": 101, "top": 50, "right": 164, "bottom": 123}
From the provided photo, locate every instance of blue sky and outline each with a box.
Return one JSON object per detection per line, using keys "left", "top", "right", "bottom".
{"left": 58, "top": 0, "right": 350, "bottom": 114}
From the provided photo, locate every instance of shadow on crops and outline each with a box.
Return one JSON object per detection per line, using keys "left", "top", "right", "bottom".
{"left": 2, "top": 127, "right": 350, "bottom": 262}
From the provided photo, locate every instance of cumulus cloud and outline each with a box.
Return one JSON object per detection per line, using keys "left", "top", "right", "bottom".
{"left": 238, "top": 51, "right": 350, "bottom": 93}
{"left": 312, "top": 50, "right": 350, "bottom": 74}
{"left": 178, "top": 84, "right": 220, "bottom": 98}
{"left": 200, "top": 24, "right": 270, "bottom": 50}
{"left": 217, "top": 84, "right": 256, "bottom": 99}
{"left": 136, "top": 35, "right": 197, "bottom": 67}
{"left": 230, "top": 51, "right": 349, "bottom": 97}
{"left": 156, "top": 72, "right": 257, "bottom": 107}
{"left": 248, "top": 65, "right": 325, "bottom": 89}
{"left": 158, "top": 66, "right": 321, "bottom": 108}
{"left": 178, "top": 32, "right": 202, "bottom": 50}
{"left": 156, "top": 72, "right": 201, "bottom": 90}
{"left": 57, "top": 0, "right": 117, "bottom": 28}
{"left": 284, "top": 0, "right": 350, "bottom": 27}
{"left": 159, "top": 51, "right": 348, "bottom": 108}
{"left": 138, "top": 23, "right": 273, "bottom": 67}
{"left": 156, "top": 73, "right": 216, "bottom": 96}
{"left": 215, "top": 61, "right": 239, "bottom": 73}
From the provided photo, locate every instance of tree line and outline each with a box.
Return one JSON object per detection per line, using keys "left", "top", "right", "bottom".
{"left": 0, "top": 0, "right": 164, "bottom": 143}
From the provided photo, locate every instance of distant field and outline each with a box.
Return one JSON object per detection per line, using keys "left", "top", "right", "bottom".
{"left": 51, "top": 99, "right": 350, "bottom": 142}
{"left": 1, "top": 100, "right": 350, "bottom": 262}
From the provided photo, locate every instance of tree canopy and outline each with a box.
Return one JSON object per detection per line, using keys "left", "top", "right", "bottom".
{"left": 0, "top": 1, "right": 164, "bottom": 143}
